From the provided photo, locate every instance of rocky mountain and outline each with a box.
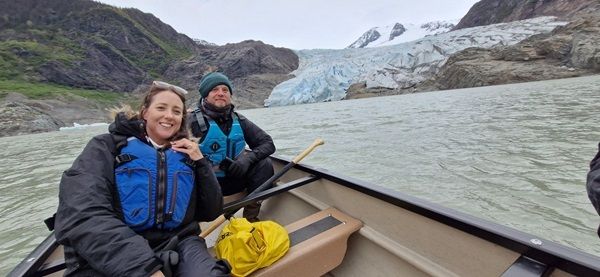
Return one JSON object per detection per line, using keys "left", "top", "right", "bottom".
{"left": 416, "top": 0, "right": 600, "bottom": 92}
{"left": 162, "top": 40, "right": 299, "bottom": 109}
{"left": 454, "top": 0, "right": 600, "bottom": 29}
{"left": 0, "top": 0, "right": 298, "bottom": 137}
{"left": 0, "top": 0, "right": 199, "bottom": 92}
{"left": 347, "top": 21, "right": 455, "bottom": 48}
{"left": 423, "top": 11, "right": 600, "bottom": 91}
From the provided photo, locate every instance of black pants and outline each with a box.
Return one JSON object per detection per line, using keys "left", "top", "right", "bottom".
{"left": 64, "top": 236, "right": 230, "bottom": 277}
{"left": 175, "top": 236, "right": 230, "bottom": 277}
{"left": 219, "top": 158, "right": 274, "bottom": 196}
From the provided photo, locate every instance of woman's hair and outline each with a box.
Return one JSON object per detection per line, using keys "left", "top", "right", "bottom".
{"left": 109, "top": 104, "right": 136, "bottom": 120}
{"left": 139, "top": 83, "right": 189, "bottom": 141}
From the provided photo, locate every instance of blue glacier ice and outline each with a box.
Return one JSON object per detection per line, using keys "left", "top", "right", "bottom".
{"left": 264, "top": 17, "right": 567, "bottom": 107}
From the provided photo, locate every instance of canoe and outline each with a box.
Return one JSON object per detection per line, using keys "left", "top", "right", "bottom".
{"left": 9, "top": 155, "right": 600, "bottom": 277}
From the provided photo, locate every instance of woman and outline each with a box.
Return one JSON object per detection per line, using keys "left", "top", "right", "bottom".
{"left": 54, "top": 81, "right": 230, "bottom": 276}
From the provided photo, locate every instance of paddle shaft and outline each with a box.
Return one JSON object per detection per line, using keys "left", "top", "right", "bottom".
{"left": 223, "top": 176, "right": 318, "bottom": 213}
{"left": 200, "top": 138, "right": 324, "bottom": 238}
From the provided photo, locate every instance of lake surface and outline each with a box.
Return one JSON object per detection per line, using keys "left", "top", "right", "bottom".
{"left": 2, "top": 75, "right": 600, "bottom": 274}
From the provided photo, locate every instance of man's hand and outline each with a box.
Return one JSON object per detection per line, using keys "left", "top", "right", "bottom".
{"left": 227, "top": 157, "right": 251, "bottom": 178}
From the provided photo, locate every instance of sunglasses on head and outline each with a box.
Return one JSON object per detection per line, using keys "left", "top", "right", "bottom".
{"left": 152, "top": 81, "right": 188, "bottom": 95}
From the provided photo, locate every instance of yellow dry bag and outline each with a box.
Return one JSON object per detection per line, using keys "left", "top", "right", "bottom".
{"left": 215, "top": 218, "right": 290, "bottom": 277}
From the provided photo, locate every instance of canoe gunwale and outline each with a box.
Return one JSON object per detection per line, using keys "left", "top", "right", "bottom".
{"left": 9, "top": 229, "right": 60, "bottom": 277}
{"left": 268, "top": 155, "right": 600, "bottom": 276}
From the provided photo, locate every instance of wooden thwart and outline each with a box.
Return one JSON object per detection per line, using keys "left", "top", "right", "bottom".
{"left": 252, "top": 207, "right": 363, "bottom": 277}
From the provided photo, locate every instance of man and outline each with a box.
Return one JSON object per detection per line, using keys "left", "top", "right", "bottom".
{"left": 190, "top": 72, "right": 275, "bottom": 222}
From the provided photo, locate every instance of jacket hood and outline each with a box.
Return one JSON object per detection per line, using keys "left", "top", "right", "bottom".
{"left": 109, "top": 112, "right": 145, "bottom": 139}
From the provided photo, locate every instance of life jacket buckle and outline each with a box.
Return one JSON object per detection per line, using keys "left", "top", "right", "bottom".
{"left": 115, "top": 154, "right": 135, "bottom": 166}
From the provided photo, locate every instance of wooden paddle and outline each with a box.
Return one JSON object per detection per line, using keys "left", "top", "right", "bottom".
{"left": 200, "top": 138, "right": 325, "bottom": 238}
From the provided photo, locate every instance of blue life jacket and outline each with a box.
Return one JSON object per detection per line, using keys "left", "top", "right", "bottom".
{"left": 114, "top": 137, "right": 195, "bottom": 232}
{"left": 199, "top": 114, "right": 246, "bottom": 177}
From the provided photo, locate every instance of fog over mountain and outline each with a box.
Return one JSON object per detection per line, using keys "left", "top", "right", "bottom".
{"left": 265, "top": 17, "right": 567, "bottom": 107}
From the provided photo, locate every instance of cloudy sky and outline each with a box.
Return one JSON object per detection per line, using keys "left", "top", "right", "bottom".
{"left": 95, "top": 0, "right": 480, "bottom": 49}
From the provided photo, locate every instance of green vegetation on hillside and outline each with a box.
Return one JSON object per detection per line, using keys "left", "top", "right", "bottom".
{"left": 0, "top": 1, "right": 199, "bottom": 102}
{"left": 0, "top": 6, "right": 195, "bottom": 86}
{"left": 0, "top": 29, "right": 85, "bottom": 79}
{"left": 89, "top": 7, "right": 193, "bottom": 78}
{"left": 113, "top": 7, "right": 192, "bottom": 59}
{"left": 0, "top": 80, "right": 134, "bottom": 105}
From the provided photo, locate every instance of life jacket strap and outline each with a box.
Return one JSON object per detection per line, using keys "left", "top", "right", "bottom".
{"left": 193, "top": 109, "right": 208, "bottom": 137}
{"left": 182, "top": 157, "right": 198, "bottom": 168}
{"left": 115, "top": 154, "right": 137, "bottom": 166}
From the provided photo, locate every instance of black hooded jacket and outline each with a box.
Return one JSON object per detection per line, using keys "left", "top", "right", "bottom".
{"left": 587, "top": 144, "right": 600, "bottom": 220}
{"left": 54, "top": 113, "right": 223, "bottom": 276}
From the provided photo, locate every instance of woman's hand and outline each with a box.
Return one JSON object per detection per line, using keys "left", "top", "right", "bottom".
{"left": 150, "top": 270, "right": 165, "bottom": 277}
{"left": 170, "top": 138, "right": 203, "bottom": 161}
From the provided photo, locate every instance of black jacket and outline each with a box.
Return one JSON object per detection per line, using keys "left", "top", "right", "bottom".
{"left": 587, "top": 143, "right": 600, "bottom": 237}
{"left": 588, "top": 144, "right": 600, "bottom": 215}
{"left": 190, "top": 110, "right": 275, "bottom": 166}
{"left": 54, "top": 114, "right": 223, "bottom": 276}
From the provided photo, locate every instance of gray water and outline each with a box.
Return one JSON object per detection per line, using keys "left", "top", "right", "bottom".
{"left": 2, "top": 75, "right": 600, "bottom": 274}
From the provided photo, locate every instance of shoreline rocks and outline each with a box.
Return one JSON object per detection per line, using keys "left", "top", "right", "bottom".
{"left": 0, "top": 92, "right": 111, "bottom": 138}
{"left": 1, "top": 101, "right": 65, "bottom": 137}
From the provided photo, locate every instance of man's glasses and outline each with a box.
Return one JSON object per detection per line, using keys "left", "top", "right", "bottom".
{"left": 152, "top": 81, "right": 188, "bottom": 95}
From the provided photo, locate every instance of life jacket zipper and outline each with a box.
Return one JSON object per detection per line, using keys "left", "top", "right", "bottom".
{"left": 156, "top": 150, "right": 166, "bottom": 225}
{"left": 167, "top": 173, "right": 178, "bottom": 221}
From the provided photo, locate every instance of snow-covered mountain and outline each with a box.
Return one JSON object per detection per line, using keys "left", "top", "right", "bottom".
{"left": 347, "top": 20, "right": 457, "bottom": 48}
{"left": 193, "top": 38, "right": 218, "bottom": 47}
{"left": 264, "top": 17, "right": 568, "bottom": 107}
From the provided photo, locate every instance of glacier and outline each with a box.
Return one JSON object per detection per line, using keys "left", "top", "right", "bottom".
{"left": 264, "top": 17, "right": 568, "bottom": 107}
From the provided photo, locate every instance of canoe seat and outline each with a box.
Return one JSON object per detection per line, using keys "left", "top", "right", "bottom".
{"left": 252, "top": 207, "right": 363, "bottom": 277}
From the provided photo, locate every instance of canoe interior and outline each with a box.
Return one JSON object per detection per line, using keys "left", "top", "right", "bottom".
{"left": 258, "top": 157, "right": 600, "bottom": 276}
{"left": 9, "top": 155, "right": 600, "bottom": 277}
